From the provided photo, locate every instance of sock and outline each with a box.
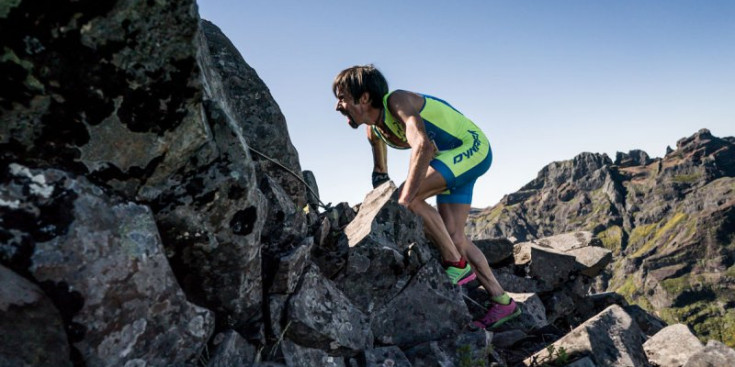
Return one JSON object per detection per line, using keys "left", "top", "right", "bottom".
{"left": 491, "top": 292, "right": 511, "bottom": 305}
{"left": 442, "top": 257, "right": 467, "bottom": 269}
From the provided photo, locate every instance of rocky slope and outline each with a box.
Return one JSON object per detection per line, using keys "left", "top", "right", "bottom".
{"left": 468, "top": 129, "right": 735, "bottom": 348}
{"left": 2, "top": 1, "right": 734, "bottom": 366}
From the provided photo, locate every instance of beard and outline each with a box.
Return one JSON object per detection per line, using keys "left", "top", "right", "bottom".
{"left": 348, "top": 117, "right": 359, "bottom": 129}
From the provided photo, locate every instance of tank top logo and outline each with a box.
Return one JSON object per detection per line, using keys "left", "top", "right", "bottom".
{"left": 453, "top": 130, "right": 481, "bottom": 164}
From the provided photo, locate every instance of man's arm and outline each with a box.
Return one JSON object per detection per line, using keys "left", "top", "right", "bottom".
{"left": 387, "top": 91, "right": 434, "bottom": 205}
{"left": 367, "top": 126, "right": 390, "bottom": 187}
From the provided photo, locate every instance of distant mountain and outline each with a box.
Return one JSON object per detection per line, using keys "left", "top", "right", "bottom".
{"left": 468, "top": 128, "right": 735, "bottom": 347}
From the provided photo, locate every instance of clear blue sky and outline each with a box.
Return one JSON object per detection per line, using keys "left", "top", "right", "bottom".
{"left": 198, "top": 0, "right": 735, "bottom": 208}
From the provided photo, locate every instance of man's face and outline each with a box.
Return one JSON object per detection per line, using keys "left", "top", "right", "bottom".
{"left": 335, "top": 88, "right": 362, "bottom": 129}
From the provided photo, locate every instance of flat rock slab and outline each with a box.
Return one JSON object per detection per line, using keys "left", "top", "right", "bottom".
{"left": 523, "top": 305, "right": 648, "bottom": 367}
{"left": 643, "top": 324, "right": 703, "bottom": 367}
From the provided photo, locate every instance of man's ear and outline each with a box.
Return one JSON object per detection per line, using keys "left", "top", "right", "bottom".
{"left": 359, "top": 92, "right": 371, "bottom": 105}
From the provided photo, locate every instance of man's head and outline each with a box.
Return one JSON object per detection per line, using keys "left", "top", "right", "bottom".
{"left": 333, "top": 65, "right": 388, "bottom": 128}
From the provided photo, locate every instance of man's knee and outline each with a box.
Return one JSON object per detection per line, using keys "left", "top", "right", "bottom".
{"left": 447, "top": 228, "right": 467, "bottom": 247}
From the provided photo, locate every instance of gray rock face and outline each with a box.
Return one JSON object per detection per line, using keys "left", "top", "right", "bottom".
{"left": 1, "top": 165, "right": 214, "bottom": 366}
{"left": 362, "top": 346, "right": 413, "bottom": 367}
{"left": 0, "top": 265, "right": 72, "bottom": 367}
{"left": 286, "top": 265, "right": 373, "bottom": 355}
{"left": 370, "top": 261, "right": 471, "bottom": 348}
{"left": 281, "top": 340, "right": 347, "bottom": 367}
{"left": 199, "top": 20, "right": 306, "bottom": 208}
{"left": 207, "top": 330, "right": 257, "bottom": 367}
{"left": 0, "top": 0, "right": 205, "bottom": 198}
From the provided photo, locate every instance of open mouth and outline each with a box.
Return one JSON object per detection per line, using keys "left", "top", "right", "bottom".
{"left": 339, "top": 109, "right": 359, "bottom": 129}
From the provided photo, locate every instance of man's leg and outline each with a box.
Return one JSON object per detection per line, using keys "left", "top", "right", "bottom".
{"left": 437, "top": 203, "right": 504, "bottom": 297}
{"left": 399, "top": 167, "right": 464, "bottom": 263}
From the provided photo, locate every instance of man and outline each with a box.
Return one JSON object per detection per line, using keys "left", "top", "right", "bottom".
{"left": 332, "top": 65, "right": 521, "bottom": 329}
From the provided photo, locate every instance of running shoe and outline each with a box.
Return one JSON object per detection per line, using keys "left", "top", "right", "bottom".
{"left": 445, "top": 263, "right": 477, "bottom": 285}
{"left": 471, "top": 299, "right": 521, "bottom": 330}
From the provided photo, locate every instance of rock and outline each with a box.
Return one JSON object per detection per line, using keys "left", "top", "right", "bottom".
{"left": 643, "top": 324, "right": 703, "bottom": 367}
{"left": 344, "top": 182, "right": 424, "bottom": 248}
{"left": 523, "top": 305, "right": 648, "bottom": 367}
{"left": 302, "top": 170, "right": 320, "bottom": 211}
{"left": 281, "top": 340, "right": 346, "bottom": 367}
{"left": 336, "top": 182, "right": 430, "bottom": 312}
{"left": 119, "top": 19, "right": 274, "bottom": 336}
{"left": 474, "top": 238, "right": 514, "bottom": 266}
{"left": 0, "top": 0, "right": 205, "bottom": 199}
{"left": 514, "top": 242, "right": 579, "bottom": 290}
{"left": 532, "top": 232, "right": 598, "bottom": 252}
{"left": 0, "top": 265, "right": 72, "bottom": 367}
{"left": 623, "top": 305, "right": 667, "bottom": 337}
{"left": 1, "top": 166, "right": 214, "bottom": 366}
{"left": 566, "top": 246, "right": 613, "bottom": 277}
{"left": 508, "top": 292, "right": 549, "bottom": 331}
{"left": 268, "top": 294, "right": 290, "bottom": 337}
{"left": 683, "top": 340, "right": 735, "bottom": 367}
{"left": 286, "top": 265, "right": 372, "bottom": 355}
{"left": 370, "top": 261, "right": 471, "bottom": 348}
{"left": 207, "top": 330, "right": 257, "bottom": 367}
{"left": 494, "top": 270, "right": 545, "bottom": 294}
{"left": 270, "top": 237, "right": 314, "bottom": 294}
{"left": 311, "top": 216, "right": 349, "bottom": 279}
{"left": 615, "top": 150, "right": 653, "bottom": 167}
{"left": 404, "top": 329, "right": 493, "bottom": 367}
{"left": 259, "top": 174, "right": 309, "bottom": 258}
{"left": 564, "top": 356, "right": 598, "bottom": 367}
{"left": 362, "top": 346, "right": 412, "bottom": 367}
{"left": 199, "top": 20, "right": 307, "bottom": 207}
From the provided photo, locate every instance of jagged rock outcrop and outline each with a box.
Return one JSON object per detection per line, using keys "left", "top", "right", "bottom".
{"left": 469, "top": 129, "right": 735, "bottom": 348}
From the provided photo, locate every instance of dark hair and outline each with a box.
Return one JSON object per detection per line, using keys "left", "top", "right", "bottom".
{"left": 332, "top": 64, "right": 388, "bottom": 108}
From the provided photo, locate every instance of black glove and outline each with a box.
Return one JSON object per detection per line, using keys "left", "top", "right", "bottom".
{"left": 372, "top": 172, "right": 390, "bottom": 188}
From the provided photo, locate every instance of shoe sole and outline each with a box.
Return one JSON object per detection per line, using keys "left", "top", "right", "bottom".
{"left": 456, "top": 272, "right": 477, "bottom": 286}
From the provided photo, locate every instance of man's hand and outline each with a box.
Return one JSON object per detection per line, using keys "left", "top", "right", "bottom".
{"left": 372, "top": 172, "right": 390, "bottom": 188}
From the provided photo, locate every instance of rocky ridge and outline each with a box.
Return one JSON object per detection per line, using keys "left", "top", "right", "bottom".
{"left": 467, "top": 129, "right": 735, "bottom": 349}
{"left": 2, "top": 1, "right": 734, "bottom": 366}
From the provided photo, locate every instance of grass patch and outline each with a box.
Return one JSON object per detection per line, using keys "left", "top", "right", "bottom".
{"left": 631, "top": 213, "right": 688, "bottom": 258}
{"left": 726, "top": 265, "right": 735, "bottom": 278}
{"left": 660, "top": 274, "right": 691, "bottom": 295}
{"left": 616, "top": 277, "right": 638, "bottom": 303}
{"left": 660, "top": 301, "right": 735, "bottom": 348}
{"left": 673, "top": 173, "right": 703, "bottom": 184}
{"left": 597, "top": 226, "right": 623, "bottom": 255}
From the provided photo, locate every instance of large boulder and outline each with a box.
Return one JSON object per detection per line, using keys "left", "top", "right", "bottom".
{"left": 336, "top": 182, "right": 431, "bottom": 312}
{"left": 0, "top": 165, "right": 214, "bottom": 366}
{"left": 523, "top": 305, "right": 648, "bottom": 367}
{"left": 643, "top": 324, "right": 703, "bottom": 367}
{"left": 285, "top": 265, "right": 372, "bottom": 356}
